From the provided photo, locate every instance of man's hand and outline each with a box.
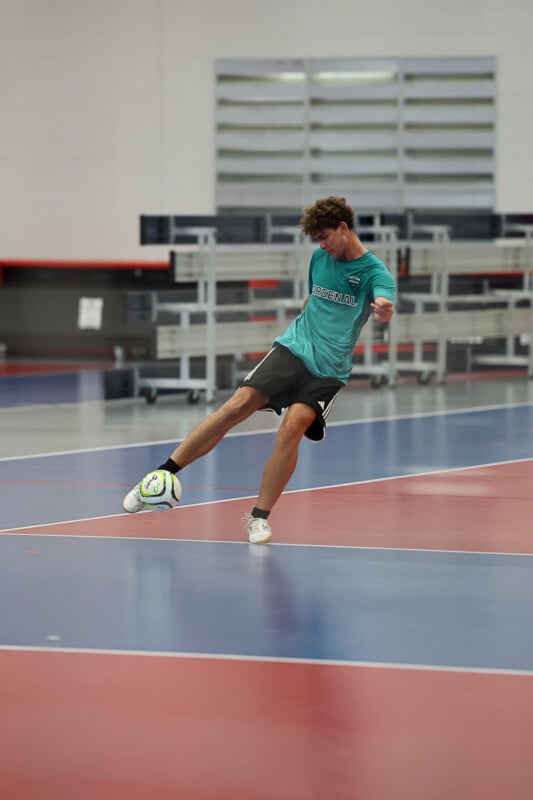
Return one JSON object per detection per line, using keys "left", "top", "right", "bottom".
{"left": 370, "top": 296, "right": 394, "bottom": 323}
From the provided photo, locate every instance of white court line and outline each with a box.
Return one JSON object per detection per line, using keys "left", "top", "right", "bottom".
{"left": 0, "top": 643, "right": 532, "bottom": 677}
{"left": 2, "top": 455, "right": 533, "bottom": 537}
{"left": 1, "top": 531, "right": 532, "bottom": 559}
{"left": 1, "top": 400, "right": 533, "bottom": 462}
{"left": 0, "top": 429, "right": 272, "bottom": 462}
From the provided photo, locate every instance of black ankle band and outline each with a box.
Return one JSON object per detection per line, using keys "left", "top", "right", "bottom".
{"left": 158, "top": 458, "right": 181, "bottom": 474}
{"left": 251, "top": 507, "right": 270, "bottom": 520}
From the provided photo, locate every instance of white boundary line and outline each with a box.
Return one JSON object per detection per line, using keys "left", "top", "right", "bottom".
{"left": 0, "top": 643, "right": 532, "bottom": 677}
{"left": 2, "top": 454, "right": 533, "bottom": 538}
{"left": 1, "top": 532, "right": 532, "bottom": 559}
{"left": 2, "top": 399, "right": 533, "bottom": 462}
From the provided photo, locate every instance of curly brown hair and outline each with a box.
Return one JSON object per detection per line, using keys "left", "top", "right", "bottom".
{"left": 300, "top": 196, "right": 355, "bottom": 237}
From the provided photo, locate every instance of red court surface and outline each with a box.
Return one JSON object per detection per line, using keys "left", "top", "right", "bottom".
{"left": 1, "top": 648, "right": 532, "bottom": 800}
{"left": 7, "top": 461, "right": 533, "bottom": 555}
{"left": 2, "top": 402, "right": 533, "bottom": 800}
{"left": 0, "top": 361, "right": 113, "bottom": 376}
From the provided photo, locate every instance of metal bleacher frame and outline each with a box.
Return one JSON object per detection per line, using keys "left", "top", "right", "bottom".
{"left": 133, "top": 227, "right": 218, "bottom": 403}
{"left": 133, "top": 224, "right": 533, "bottom": 404}
{"left": 396, "top": 233, "right": 533, "bottom": 382}
{"left": 133, "top": 231, "right": 311, "bottom": 403}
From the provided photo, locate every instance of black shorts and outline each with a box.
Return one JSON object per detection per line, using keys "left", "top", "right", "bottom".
{"left": 238, "top": 343, "right": 343, "bottom": 441}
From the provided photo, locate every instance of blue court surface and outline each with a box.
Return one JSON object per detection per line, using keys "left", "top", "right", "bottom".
{"left": 1, "top": 396, "right": 533, "bottom": 799}
{"left": 0, "top": 369, "right": 107, "bottom": 407}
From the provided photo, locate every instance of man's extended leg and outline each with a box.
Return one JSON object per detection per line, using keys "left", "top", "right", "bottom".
{"left": 123, "top": 386, "right": 267, "bottom": 513}
{"left": 167, "top": 386, "right": 267, "bottom": 468}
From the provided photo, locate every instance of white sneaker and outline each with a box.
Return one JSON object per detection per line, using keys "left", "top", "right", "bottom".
{"left": 242, "top": 512, "right": 272, "bottom": 544}
{"left": 122, "top": 483, "right": 144, "bottom": 513}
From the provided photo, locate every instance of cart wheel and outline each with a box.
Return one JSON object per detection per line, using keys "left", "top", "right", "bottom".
{"left": 187, "top": 390, "right": 200, "bottom": 405}
{"left": 370, "top": 375, "right": 385, "bottom": 389}
{"left": 145, "top": 388, "right": 158, "bottom": 404}
{"left": 418, "top": 371, "right": 431, "bottom": 385}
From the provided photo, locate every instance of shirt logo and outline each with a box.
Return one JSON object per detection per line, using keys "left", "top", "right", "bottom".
{"left": 312, "top": 284, "right": 356, "bottom": 306}
{"left": 348, "top": 275, "right": 361, "bottom": 289}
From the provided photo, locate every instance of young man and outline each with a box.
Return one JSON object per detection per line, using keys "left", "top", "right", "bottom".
{"left": 123, "top": 196, "right": 395, "bottom": 544}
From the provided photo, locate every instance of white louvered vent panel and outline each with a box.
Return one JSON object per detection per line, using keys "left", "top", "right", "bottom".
{"left": 216, "top": 57, "right": 495, "bottom": 213}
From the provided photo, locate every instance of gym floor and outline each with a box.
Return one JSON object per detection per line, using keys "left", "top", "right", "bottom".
{"left": 1, "top": 363, "right": 533, "bottom": 799}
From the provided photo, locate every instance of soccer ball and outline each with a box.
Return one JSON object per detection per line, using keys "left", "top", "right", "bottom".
{"left": 139, "top": 470, "right": 182, "bottom": 511}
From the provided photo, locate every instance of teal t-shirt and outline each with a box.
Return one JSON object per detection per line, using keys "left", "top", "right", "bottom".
{"left": 275, "top": 247, "right": 396, "bottom": 383}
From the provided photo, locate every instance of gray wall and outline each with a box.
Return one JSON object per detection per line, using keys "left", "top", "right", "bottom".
{"left": 1, "top": 0, "right": 532, "bottom": 262}
{"left": 0, "top": 286, "right": 153, "bottom": 358}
